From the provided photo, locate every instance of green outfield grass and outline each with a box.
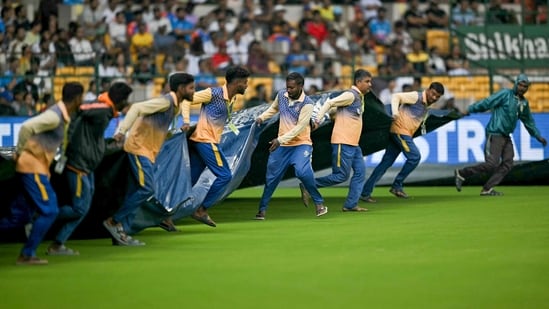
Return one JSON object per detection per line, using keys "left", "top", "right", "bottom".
{"left": 1, "top": 186, "right": 549, "bottom": 308}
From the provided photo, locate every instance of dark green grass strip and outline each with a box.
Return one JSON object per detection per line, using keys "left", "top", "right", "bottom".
{"left": 1, "top": 186, "right": 548, "bottom": 308}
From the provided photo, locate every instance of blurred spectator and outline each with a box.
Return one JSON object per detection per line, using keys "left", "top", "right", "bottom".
{"left": 142, "top": 0, "right": 155, "bottom": 23}
{"left": 102, "top": 0, "right": 120, "bottom": 24}
{"left": 359, "top": 0, "right": 382, "bottom": 22}
{"left": 108, "top": 12, "right": 129, "bottom": 52}
{"left": 10, "top": 88, "right": 25, "bottom": 114}
{"left": 45, "top": 14, "right": 58, "bottom": 36}
{"left": 149, "top": 6, "right": 172, "bottom": 35}
{"left": 0, "top": 56, "right": 20, "bottom": 89}
{"left": 80, "top": 0, "right": 106, "bottom": 40}
{"left": 227, "top": 28, "right": 250, "bottom": 66}
{"left": 331, "top": 6, "right": 350, "bottom": 38}
{"left": 452, "top": 0, "right": 475, "bottom": 26}
{"left": 427, "top": 46, "right": 447, "bottom": 74}
{"left": 154, "top": 25, "right": 176, "bottom": 52}
{"left": 285, "top": 41, "right": 313, "bottom": 76}
{"left": 14, "top": 5, "right": 30, "bottom": 31}
{"left": 372, "top": 64, "right": 390, "bottom": 94}
{"left": 0, "top": 97, "right": 16, "bottom": 115}
{"left": 385, "top": 41, "right": 413, "bottom": 75}
{"left": 84, "top": 79, "right": 97, "bottom": 102}
{"left": 122, "top": 1, "right": 135, "bottom": 24}
{"left": 1, "top": 5, "right": 15, "bottom": 31}
{"left": 132, "top": 55, "right": 155, "bottom": 85}
{"left": 17, "top": 91, "right": 36, "bottom": 116}
{"left": 246, "top": 40, "right": 271, "bottom": 75}
{"left": 446, "top": 45, "right": 470, "bottom": 76}
{"left": 185, "top": 36, "right": 205, "bottom": 75}
{"left": 318, "top": 0, "right": 335, "bottom": 22}
{"left": 8, "top": 25, "right": 27, "bottom": 57}
{"left": 24, "top": 20, "right": 42, "bottom": 47}
{"left": 98, "top": 54, "right": 120, "bottom": 78}
{"left": 379, "top": 78, "right": 398, "bottom": 112}
{"left": 403, "top": 0, "right": 428, "bottom": 41}
{"left": 470, "top": 0, "right": 486, "bottom": 26}
{"left": 208, "top": 13, "right": 234, "bottom": 38}
{"left": 17, "top": 45, "right": 33, "bottom": 76}
{"left": 53, "top": 29, "right": 74, "bottom": 67}
{"left": 211, "top": 41, "right": 233, "bottom": 74}
{"left": 210, "top": 0, "right": 236, "bottom": 20}
{"left": 320, "top": 29, "right": 351, "bottom": 76}
{"left": 14, "top": 70, "right": 39, "bottom": 102}
{"left": 424, "top": 0, "right": 449, "bottom": 29}
{"left": 305, "top": 65, "right": 324, "bottom": 92}
{"left": 127, "top": 10, "right": 147, "bottom": 37}
{"left": 37, "top": 0, "right": 58, "bottom": 32}
{"left": 406, "top": 40, "right": 429, "bottom": 74}
{"left": 385, "top": 20, "right": 413, "bottom": 54}
{"left": 306, "top": 10, "right": 329, "bottom": 47}
{"left": 171, "top": 6, "right": 194, "bottom": 42}
{"left": 192, "top": 16, "right": 216, "bottom": 55}
{"left": 130, "top": 22, "right": 154, "bottom": 59}
{"left": 195, "top": 58, "right": 218, "bottom": 91}
{"left": 486, "top": 0, "right": 517, "bottom": 24}
{"left": 34, "top": 92, "right": 53, "bottom": 114}
{"left": 33, "top": 37, "right": 56, "bottom": 93}
{"left": 69, "top": 25, "right": 95, "bottom": 66}
{"left": 184, "top": 2, "right": 198, "bottom": 26}
{"left": 369, "top": 7, "right": 391, "bottom": 45}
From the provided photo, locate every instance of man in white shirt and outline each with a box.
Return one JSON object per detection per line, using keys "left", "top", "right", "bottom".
{"left": 69, "top": 25, "right": 95, "bottom": 66}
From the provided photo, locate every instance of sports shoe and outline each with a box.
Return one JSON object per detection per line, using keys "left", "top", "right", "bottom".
{"left": 254, "top": 211, "right": 265, "bottom": 220}
{"left": 389, "top": 188, "right": 409, "bottom": 199}
{"left": 46, "top": 244, "right": 80, "bottom": 256}
{"left": 316, "top": 205, "right": 328, "bottom": 217}
{"left": 299, "top": 183, "right": 311, "bottom": 208}
{"left": 480, "top": 188, "right": 504, "bottom": 196}
{"left": 359, "top": 196, "right": 377, "bottom": 203}
{"left": 16, "top": 255, "right": 48, "bottom": 265}
{"left": 454, "top": 169, "right": 465, "bottom": 192}
{"left": 112, "top": 235, "right": 146, "bottom": 246}
{"left": 342, "top": 206, "right": 368, "bottom": 212}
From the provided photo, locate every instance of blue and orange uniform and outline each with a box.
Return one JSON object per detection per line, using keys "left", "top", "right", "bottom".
{"left": 4, "top": 102, "right": 70, "bottom": 259}
{"left": 181, "top": 86, "right": 235, "bottom": 210}
{"left": 112, "top": 92, "right": 180, "bottom": 233}
{"left": 315, "top": 86, "right": 366, "bottom": 210}
{"left": 257, "top": 89, "right": 324, "bottom": 213}
{"left": 361, "top": 91, "right": 428, "bottom": 199}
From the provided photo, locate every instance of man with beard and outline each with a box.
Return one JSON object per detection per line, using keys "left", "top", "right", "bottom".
{"left": 103, "top": 73, "right": 195, "bottom": 246}
{"left": 254, "top": 72, "right": 328, "bottom": 220}
{"left": 360, "top": 82, "right": 445, "bottom": 202}
{"left": 455, "top": 74, "right": 546, "bottom": 196}
{"left": 181, "top": 66, "right": 250, "bottom": 228}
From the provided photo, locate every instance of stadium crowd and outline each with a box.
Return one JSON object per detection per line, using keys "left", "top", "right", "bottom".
{"left": 1, "top": 0, "right": 545, "bottom": 116}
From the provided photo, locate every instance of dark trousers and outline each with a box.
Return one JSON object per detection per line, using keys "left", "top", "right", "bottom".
{"left": 459, "top": 134, "right": 514, "bottom": 191}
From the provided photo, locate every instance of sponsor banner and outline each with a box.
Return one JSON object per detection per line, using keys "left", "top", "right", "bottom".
{"left": 365, "top": 113, "right": 549, "bottom": 167}
{"left": 2, "top": 114, "right": 548, "bottom": 165}
{"left": 458, "top": 25, "right": 549, "bottom": 68}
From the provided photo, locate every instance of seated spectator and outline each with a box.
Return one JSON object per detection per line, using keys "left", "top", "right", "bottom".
{"left": 424, "top": 0, "right": 449, "bottom": 29}
{"left": 470, "top": 0, "right": 486, "bottom": 26}
{"left": 369, "top": 6, "right": 391, "bottom": 45}
{"left": 320, "top": 29, "right": 351, "bottom": 76}
{"left": 17, "top": 91, "right": 36, "bottom": 116}
{"left": 13, "top": 70, "right": 39, "bottom": 102}
{"left": 69, "top": 25, "right": 95, "bottom": 66}
{"left": 211, "top": 41, "right": 233, "bottom": 74}
{"left": 154, "top": 25, "right": 176, "bottom": 52}
{"left": 246, "top": 40, "right": 271, "bottom": 75}
{"left": 385, "top": 20, "right": 413, "bottom": 54}
{"left": 171, "top": 6, "right": 194, "bottom": 42}
{"left": 406, "top": 40, "right": 429, "bottom": 74}
{"left": 148, "top": 6, "right": 172, "bottom": 35}
{"left": 306, "top": 10, "right": 328, "bottom": 47}
{"left": 486, "top": 0, "right": 517, "bottom": 24}
{"left": 8, "top": 25, "right": 27, "bottom": 57}
{"left": 195, "top": 58, "right": 218, "bottom": 91}
{"left": 23, "top": 19, "right": 41, "bottom": 47}
{"left": 285, "top": 41, "right": 313, "bottom": 76}
{"left": 379, "top": 78, "right": 397, "bottom": 106}
{"left": 318, "top": 0, "right": 335, "bottom": 22}
{"left": 245, "top": 83, "right": 270, "bottom": 109}
{"left": 0, "top": 57, "right": 21, "bottom": 89}
{"left": 385, "top": 41, "right": 413, "bottom": 75}
{"left": 14, "top": 4, "right": 31, "bottom": 31}
{"left": 402, "top": 0, "right": 428, "bottom": 41}
{"left": 84, "top": 79, "right": 97, "bottom": 102}
{"left": 359, "top": 0, "right": 382, "bottom": 22}
{"left": 80, "top": 0, "right": 106, "bottom": 40}
{"left": 130, "top": 22, "right": 154, "bottom": 59}
{"left": 108, "top": 12, "right": 129, "bottom": 52}
{"left": 53, "top": 28, "right": 74, "bottom": 66}
{"left": 226, "top": 28, "right": 250, "bottom": 66}
{"left": 131, "top": 55, "right": 155, "bottom": 85}
{"left": 427, "top": 46, "right": 447, "bottom": 74}
{"left": 446, "top": 45, "right": 470, "bottom": 76}
{"left": 452, "top": 0, "right": 475, "bottom": 26}
{"left": 127, "top": 9, "right": 146, "bottom": 37}
{"left": 98, "top": 54, "right": 120, "bottom": 78}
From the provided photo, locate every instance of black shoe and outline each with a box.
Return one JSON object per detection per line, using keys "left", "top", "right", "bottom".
{"left": 159, "top": 218, "right": 178, "bottom": 232}
{"left": 454, "top": 169, "right": 465, "bottom": 192}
